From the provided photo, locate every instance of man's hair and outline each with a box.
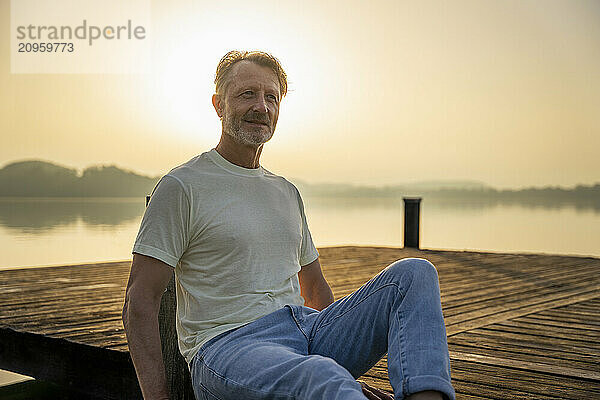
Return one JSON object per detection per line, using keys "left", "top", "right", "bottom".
{"left": 214, "top": 50, "right": 288, "bottom": 98}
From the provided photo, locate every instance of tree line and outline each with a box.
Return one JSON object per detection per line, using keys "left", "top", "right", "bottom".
{"left": 1, "top": 160, "right": 598, "bottom": 209}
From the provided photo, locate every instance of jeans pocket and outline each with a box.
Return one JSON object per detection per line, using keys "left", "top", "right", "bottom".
{"left": 286, "top": 304, "right": 318, "bottom": 338}
{"left": 197, "top": 382, "right": 223, "bottom": 400}
{"left": 192, "top": 357, "right": 224, "bottom": 400}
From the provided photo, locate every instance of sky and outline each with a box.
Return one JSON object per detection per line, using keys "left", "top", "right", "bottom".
{"left": 1, "top": 0, "right": 599, "bottom": 189}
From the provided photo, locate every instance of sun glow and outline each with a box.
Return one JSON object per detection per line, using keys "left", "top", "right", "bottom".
{"left": 143, "top": 2, "right": 338, "bottom": 148}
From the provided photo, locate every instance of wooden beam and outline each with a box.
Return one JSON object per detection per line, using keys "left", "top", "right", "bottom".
{"left": 158, "top": 274, "right": 195, "bottom": 399}
{"left": 0, "top": 327, "right": 142, "bottom": 399}
{"left": 403, "top": 197, "right": 421, "bottom": 249}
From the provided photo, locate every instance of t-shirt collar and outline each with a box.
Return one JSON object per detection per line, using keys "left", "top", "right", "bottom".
{"left": 207, "top": 148, "right": 265, "bottom": 177}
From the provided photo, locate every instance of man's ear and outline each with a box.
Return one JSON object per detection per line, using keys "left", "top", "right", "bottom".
{"left": 212, "top": 94, "right": 223, "bottom": 118}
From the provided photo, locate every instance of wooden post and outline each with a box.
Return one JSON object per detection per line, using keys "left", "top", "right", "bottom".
{"left": 146, "top": 194, "right": 195, "bottom": 399}
{"left": 403, "top": 197, "right": 421, "bottom": 249}
{"left": 158, "top": 278, "right": 195, "bottom": 399}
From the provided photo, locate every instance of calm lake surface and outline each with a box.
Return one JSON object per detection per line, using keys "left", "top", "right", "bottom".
{"left": 1, "top": 196, "right": 599, "bottom": 270}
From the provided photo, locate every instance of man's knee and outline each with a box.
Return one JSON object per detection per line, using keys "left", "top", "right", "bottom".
{"left": 384, "top": 257, "right": 439, "bottom": 282}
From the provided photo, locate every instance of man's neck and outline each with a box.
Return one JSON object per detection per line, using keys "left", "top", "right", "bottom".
{"left": 215, "top": 134, "right": 264, "bottom": 169}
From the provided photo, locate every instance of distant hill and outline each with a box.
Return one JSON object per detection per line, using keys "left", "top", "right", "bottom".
{"left": 0, "top": 160, "right": 598, "bottom": 208}
{"left": 398, "top": 180, "right": 489, "bottom": 191}
{"left": 293, "top": 178, "right": 598, "bottom": 202}
{"left": 289, "top": 178, "right": 599, "bottom": 209}
{"left": 291, "top": 179, "right": 492, "bottom": 198}
{"left": 426, "top": 183, "right": 600, "bottom": 208}
{"left": 0, "top": 160, "right": 160, "bottom": 197}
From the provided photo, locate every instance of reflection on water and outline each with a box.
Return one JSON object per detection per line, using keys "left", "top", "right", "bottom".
{"left": 420, "top": 196, "right": 599, "bottom": 213}
{"left": 0, "top": 196, "right": 597, "bottom": 233}
{"left": 300, "top": 195, "right": 600, "bottom": 217}
{"left": 0, "top": 198, "right": 145, "bottom": 233}
{"left": 0, "top": 196, "right": 599, "bottom": 270}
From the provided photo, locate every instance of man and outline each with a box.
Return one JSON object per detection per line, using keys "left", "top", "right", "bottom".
{"left": 122, "top": 50, "right": 455, "bottom": 400}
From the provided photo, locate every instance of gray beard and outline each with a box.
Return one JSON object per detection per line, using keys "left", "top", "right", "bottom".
{"left": 223, "top": 116, "right": 273, "bottom": 146}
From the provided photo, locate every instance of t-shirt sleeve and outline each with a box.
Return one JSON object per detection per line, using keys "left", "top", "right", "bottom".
{"left": 294, "top": 187, "right": 319, "bottom": 266}
{"left": 132, "top": 174, "right": 190, "bottom": 268}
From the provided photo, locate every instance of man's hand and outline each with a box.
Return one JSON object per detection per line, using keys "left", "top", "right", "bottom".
{"left": 298, "top": 258, "right": 334, "bottom": 311}
{"left": 358, "top": 380, "right": 394, "bottom": 400}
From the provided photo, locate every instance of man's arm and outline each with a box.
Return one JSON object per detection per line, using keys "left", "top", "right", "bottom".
{"left": 298, "top": 257, "right": 334, "bottom": 311}
{"left": 122, "top": 253, "right": 174, "bottom": 400}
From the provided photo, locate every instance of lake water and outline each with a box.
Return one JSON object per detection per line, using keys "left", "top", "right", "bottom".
{"left": 1, "top": 196, "right": 599, "bottom": 386}
{"left": 1, "top": 196, "right": 599, "bottom": 271}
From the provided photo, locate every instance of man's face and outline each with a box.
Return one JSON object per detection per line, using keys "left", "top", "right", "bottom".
{"left": 219, "top": 61, "right": 281, "bottom": 146}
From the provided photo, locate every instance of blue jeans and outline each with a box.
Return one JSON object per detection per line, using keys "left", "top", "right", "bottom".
{"left": 190, "top": 258, "right": 455, "bottom": 400}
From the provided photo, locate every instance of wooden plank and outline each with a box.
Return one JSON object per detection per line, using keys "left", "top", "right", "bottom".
{"left": 440, "top": 260, "right": 597, "bottom": 285}
{"left": 106, "top": 343, "right": 130, "bottom": 352}
{"left": 530, "top": 310, "right": 600, "bottom": 325}
{"left": 450, "top": 378, "right": 559, "bottom": 400}
{"left": 441, "top": 265, "right": 599, "bottom": 302}
{"left": 0, "top": 300, "right": 124, "bottom": 320}
{"left": 494, "top": 319, "right": 599, "bottom": 339}
{"left": 449, "top": 343, "right": 597, "bottom": 372}
{"left": 479, "top": 324, "right": 599, "bottom": 344}
{"left": 465, "top": 327, "right": 600, "bottom": 352}
{"left": 449, "top": 333, "right": 599, "bottom": 364}
{"left": 449, "top": 351, "right": 600, "bottom": 381}
{"left": 446, "top": 288, "right": 600, "bottom": 336}
{"left": 2, "top": 309, "right": 124, "bottom": 328}
{"left": 0, "top": 327, "right": 141, "bottom": 399}
{"left": 21, "top": 319, "right": 124, "bottom": 338}
{"left": 450, "top": 360, "right": 600, "bottom": 399}
{"left": 565, "top": 304, "right": 600, "bottom": 313}
{"left": 0, "top": 287, "right": 126, "bottom": 309}
{"left": 443, "top": 278, "right": 600, "bottom": 317}
{"left": 450, "top": 357, "right": 600, "bottom": 395}
{"left": 515, "top": 315, "right": 600, "bottom": 331}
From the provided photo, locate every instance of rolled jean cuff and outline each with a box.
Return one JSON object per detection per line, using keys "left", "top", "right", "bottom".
{"left": 404, "top": 375, "right": 456, "bottom": 400}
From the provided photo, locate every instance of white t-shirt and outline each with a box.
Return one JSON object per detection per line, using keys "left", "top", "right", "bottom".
{"left": 132, "top": 148, "right": 319, "bottom": 364}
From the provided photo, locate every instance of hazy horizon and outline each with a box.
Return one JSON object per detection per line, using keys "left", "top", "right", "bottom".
{"left": 2, "top": 0, "right": 599, "bottom": 190}
{"left": 2, "top": 157, "right": 599, "bottom": 191}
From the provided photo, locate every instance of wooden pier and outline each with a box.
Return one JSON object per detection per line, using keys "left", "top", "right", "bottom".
{"left": 1, "top": 246, "right": 599, "bottom": 399}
